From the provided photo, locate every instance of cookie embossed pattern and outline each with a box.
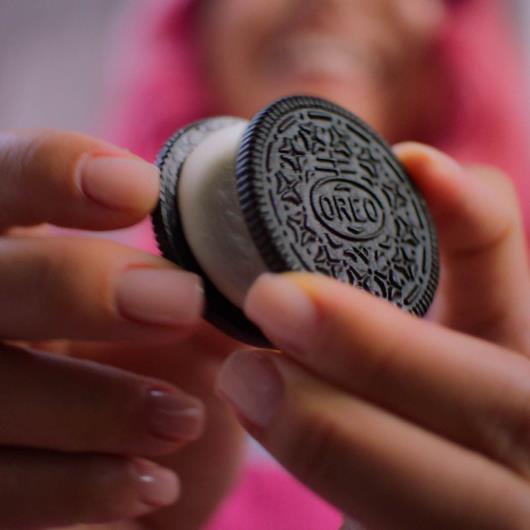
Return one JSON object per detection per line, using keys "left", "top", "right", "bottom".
{"left": 238, "top": 97, "right": 438, "bottom": 316}
{"left": 153, "top": 96, "right": 439, "bottom": 345}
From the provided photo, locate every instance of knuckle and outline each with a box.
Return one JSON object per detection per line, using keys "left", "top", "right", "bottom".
{"left": 445, "top": 164, "right": 522, "bottom": 258}
{"left": 468, "top": 164, "right": 519, "bottom": 210}
{"left": 30, "top": 239, "right": 112, "bottom": 314}
{"left": 0, "top": 134, "right": 36, "bottom": 222}
{"left": 502, "top": 416, "right": 530, "bottom": 478}
{"left": 359, "top": 343, "right": 399, "bottom": 396}
{"left": 283, "top": 408, "right": 343, "bottom": 484}
{"left": 32, "top": 242, "right": 80, "bottom": 301}
{"left": 475, "top": 388, "right": 530, "bottom": 479}
{"left": 493, "top": 485, "right": 530, "bottom": 530}
{"left": 0, "top": 130, "right": 35, "bottom": 173}
{"left": 3, "top": 129, "right": 102, "bottom": 192}
{"left": 53, "top": 237, "right": 114, "bottom": 282}
{"left": 12, "top": 242, "right": 63, "bottom": 302}
{"left": 74, "top": 456, "right": 136, "bottom": 522}
{"left": 12, "top": 131, "right": 59, "bottom": 185}
{"left": 95, "top": 384, "right": 146, "bottom": 451}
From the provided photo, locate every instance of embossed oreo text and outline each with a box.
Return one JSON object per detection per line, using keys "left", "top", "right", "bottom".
{"left": 251, "top": 102, "right": 438, "bottom": 315}
{"left": 311, "top": 179, "right": 385, "bottom": 241}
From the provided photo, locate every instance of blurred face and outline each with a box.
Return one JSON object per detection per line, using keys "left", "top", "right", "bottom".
{"left": 198, "top": 0, "right": 447, "bottom": 141}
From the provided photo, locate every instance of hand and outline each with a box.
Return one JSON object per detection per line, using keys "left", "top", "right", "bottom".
{"left": 69, "top": 326, "right": 245, "bottom": 530}
{"left": 217, "top": 144, "right": 530, "bottom": 530}
{"left": 0, "top": 129, "right": 215, "bottom": 529}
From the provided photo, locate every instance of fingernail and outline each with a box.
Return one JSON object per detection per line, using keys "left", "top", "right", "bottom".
{"left": 116, "top": 268, "right": 203, "bottom": 327}
{"left": 244, "top": 273, "right": 317, "bottom": 353}
{"left": 427, "top": 148, "right": 462, "bottom": 175}
{"left": 394, "top": 143, "right": 462, "bottom": 175}
{"left": 146, "top": 389, "right": 205, "bottom": 441}
{"left": 132, "top": 459, "right": 179, "bottom": 507}
{"left": 78, "top": 155, "right": 160, "bottom": 211}
{"left": 217, "top": 350, "right": 283, "bottom": 429}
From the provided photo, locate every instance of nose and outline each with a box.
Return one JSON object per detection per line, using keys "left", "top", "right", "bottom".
{"left": 393, "top": 0, "right": 447, "bottom": 38}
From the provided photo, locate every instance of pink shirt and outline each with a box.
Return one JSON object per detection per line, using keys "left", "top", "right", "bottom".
{"left": 108, "top": 2, "right": 530, "bottom": 528}
{"left": 205, "top": 463, "right": 342, "bottom": 530}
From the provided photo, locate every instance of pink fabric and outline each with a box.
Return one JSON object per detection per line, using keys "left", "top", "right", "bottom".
{"left": 203, "top": 464, "right": 342, "bottom": 530}
{"left": 108, "top": 0, "right": 530, "bottom": 236}
{"left": 106, "top": 1, "right": 530, "bottom": 528}
{"left": 434, "top": 0, "right": 530, "bottom": 236}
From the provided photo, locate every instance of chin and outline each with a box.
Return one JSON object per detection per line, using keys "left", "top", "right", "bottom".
{"left": 253, "top": 78, "right": 383, "bottom": 131}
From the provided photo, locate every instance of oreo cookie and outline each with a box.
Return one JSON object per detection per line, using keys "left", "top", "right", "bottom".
{"left": 152, "top": 95, "right": 439, "bottom": 346}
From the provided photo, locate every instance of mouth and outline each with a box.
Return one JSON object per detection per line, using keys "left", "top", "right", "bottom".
{"left": 266, "top": 32, "right": 384, "bottom": 84}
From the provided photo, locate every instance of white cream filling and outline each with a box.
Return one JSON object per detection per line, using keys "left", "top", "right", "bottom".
{"left": 178, "top": 121, "right": 269, "bottom": 308}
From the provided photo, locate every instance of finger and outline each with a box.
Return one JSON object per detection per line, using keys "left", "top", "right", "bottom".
{"left": 6, "top": 224, "right": 50, "bottom": 237}
{"left": 0, "top": 237, "right": 203, "bottom": 341}
{"left": 0, "top": 344, "right": 204, "bottom": 455}
{"left": 0, "top": 129, "right": 159, "bottom": 231}
{"left": 394, "top": 143, "right": 530, "bottom": 349}
{"left": 244, "top": 273, "right": 530, "bottom": 480}
{"left": 57, "top": 523, "right": 144, "bottom": 530}
{"left": 0, "top": 451, "right": 178, "bottom": 529}
{"left": 218, "top": 350, "right": 530, "bottom": 530}
{"left": 340, "top": 518, "right": 368, "bottom": 530}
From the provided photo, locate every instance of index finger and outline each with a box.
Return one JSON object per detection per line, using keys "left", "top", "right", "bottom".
{"left": 0, "top": 129, "right": 159, "bottom": 231}
{"left": 218, "top": 348, "right": 530, "bottom": 530}
{"left": 244, "top": 273, "right": 530, "bottom": 481}
{"left": 394, "top": 143, "right": 530, "bottom": 350}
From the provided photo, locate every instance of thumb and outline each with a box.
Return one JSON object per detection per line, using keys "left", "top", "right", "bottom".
{"left": 394, "top": 143, "right": 530, "bottom": 352}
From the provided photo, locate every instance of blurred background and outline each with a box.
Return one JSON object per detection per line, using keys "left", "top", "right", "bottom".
{"left": 0, "top": 0, "right": 529, "bottom": 139}
{"left": 0, "top": 0, "right": 128, "bottom": 136}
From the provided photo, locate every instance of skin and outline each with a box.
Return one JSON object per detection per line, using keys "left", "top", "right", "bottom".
{"left": 219, "top": 145, "right": 530, "bottom": 529}
{"left": 0, "top": 130, "right": 243, "bottom": 530}
{"left": 199, "top": 0, "right": 448, "bottom": 140}
{"left": 1, "top": 1, "right": 528, "bottom": 530}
